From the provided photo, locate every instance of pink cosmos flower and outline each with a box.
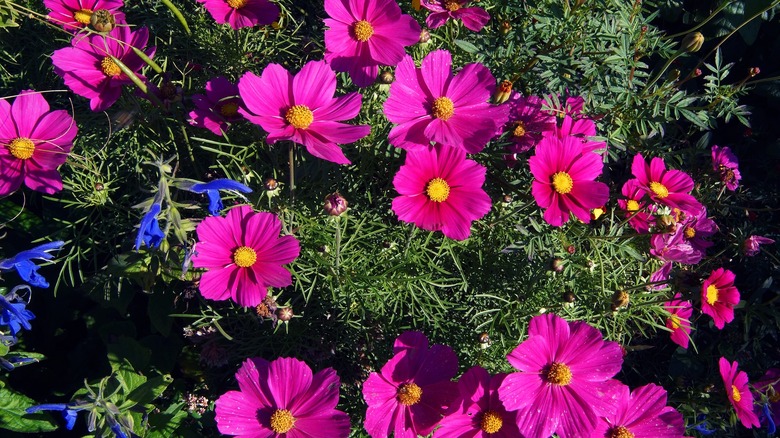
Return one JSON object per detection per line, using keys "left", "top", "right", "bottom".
{"left": 711, "top": 145, "right": 741, "bottom": 191}
{"left": 323, "top": 0, "right": 420, "bottom": 87}
{"left": 701, "top": 268, "right": 739, "bottom": 329}
{"left": 434, "top": 366, "right": 521, "bottom": 438}
{"left": 650, "top": 226, "right": 701, "bottom": 265}
{"left": 678, "top": 206, "right": 717, "bottom": 255}
{"left": 630, "top": 153, "right": 702, "bottom": 215}
{"left": 618, "top": 179, "right": 654, "bottom": 234}
{"left": 215, "top": 357, "right": 351, "bottom": 437}
{"left": 191, "top": 205, "right": 300, "bottom": 307}
{"left": 743, "top": 235, "right": 774, "bottom": 257}
{"left": 238, "top": 60, "right": 370, "bottom": 165}
{"left": 196, "top": 0, "right": 279, "bottom": 30}
{"left": 363, "top": 331, "right": 459, "bottom": 438}
{"left": 420, "top": 0, "right": 490, "bottom": 32}
{"left": 664, "top": 293, "right": 693, "bottom": 349}
{"left": 528, "top": 134, "right": 610, "bottom": 227}
{"left": 188, "top": 76, "right": 243, "bottom": 136}
{"left": 719, "top": 357, "right": 760, "bottom": 429}
{"left": 44, "top": 0, "right": 125, "bottom": 32}
{"left": 51, "top": 26, "right": 156, "bottom": 112}
{"left": 391, "top": 144, "right": 491, "bottom": 240}
{"left": 384, "top": 50, "right": 508, "bottom": 153}
{"left": 504, "top": 93, "right": 556, "bottom": 154}
{"left": 498, "top": 313, "right": 624, "bottom": 438}
{"left": 0, "top": 90, "right": 77, "bottom": 196}
{"left": 590, "top": 383, "right": 685, "bottom": 437}
{"left": 649, "top": 261, "right": 673, "bottom": 290}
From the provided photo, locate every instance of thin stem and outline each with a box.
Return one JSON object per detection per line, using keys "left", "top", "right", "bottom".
{"left": 665, "top": 0, "right": 736, "bottom": 39}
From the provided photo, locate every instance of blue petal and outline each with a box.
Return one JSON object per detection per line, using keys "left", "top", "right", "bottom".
{"left": 190, "top": 179, "right": 252, "bottom": 194}
{"left": 205, "top": 190, "right": 223, "bottom": 216}
{"left": 26, "top": 403, "right": 70, "bottom": 414}
{"left": 764, "top": 403, "right": 776, "bottom": 434}
{"left": 135, "top": 204, "right": 163, "bottom": 250}
{"left": 63, "top": 409, "right": 78, "bottom": 430}
{"left": 14, "top": 260, "right": 49, "bottom": 288}
{"left": 110, "top": 423, "right": 128, "bottom": 438}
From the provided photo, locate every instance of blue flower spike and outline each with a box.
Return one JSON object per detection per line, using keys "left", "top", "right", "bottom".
{"left": 0, "top": 290, "right": 35, "bottom": 338}
{"left": 188, "top": 179, "right": 252, "bottom": 215}
{"left": 135, "top": 203, "right": 165, "bottom": 251}
{"left": 26, "top": 403, "right": 82, "bottom": 430}
{"left": 0, "top": 241, "right": 64, "bottom": 288}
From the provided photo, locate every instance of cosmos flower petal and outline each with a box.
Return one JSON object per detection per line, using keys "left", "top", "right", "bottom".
{"left": 420, "top": 49, "right": 453, "bottom": 97}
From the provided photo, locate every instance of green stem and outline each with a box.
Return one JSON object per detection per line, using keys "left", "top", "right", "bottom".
{"left": 642, "top": 50, "right": 684, "bottom": 94}
{"left": 334, "top": 216, "right": 342, "bottom": 268}
{"left": 288, "top": 143, "right": 295, "bottom": 204}
{"left": 665, "top": 0, "right": 736, "bottom": 39}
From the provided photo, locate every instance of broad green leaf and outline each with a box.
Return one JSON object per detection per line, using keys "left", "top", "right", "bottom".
{"left": 0, "top": 386, "right": 57, "bottom": 433}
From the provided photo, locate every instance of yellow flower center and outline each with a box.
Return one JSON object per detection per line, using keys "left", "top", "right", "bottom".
{"left": 608, "top": 425, "right": 635, "bottom": 438}
{"left": 269, "top": 409, "right": 295, "bottom": 433}
{"left": 626, "top": 199, "right": 640, "bottom": 212}
{"left": 512, "top": 121, "right": 526, "bottom": 138}
{"left": 425, "top": 177, "right": 450, "bottom": 202}
{"left": 351, "top": 20, "right": 374, "bottom": 42}
{"left": 649, "top": 181, "right": 669, "bottom": 199}
{"left": 684, "top": 226, "right": 696, "bottom": 239}
{"left": 431, "top": 97, "right": 454, "bottom": 121}
{"left": 669, "top": 314, "right": 681, "bottom": 329}
{"left": 397, "top": 383, "right": 422, "bottom": 406}
{"left": 480, "top": 410, "right": 503, "bottom": 434}
{"left": 226, "top": 0, "right": 248, "bottom": 9}
{"left": 73, "top": 8, "right": 93, "bottom": 24}
{"left": 285, "top": 105, "right": 314, "bottom": 129}
{"left": 705, "top": 284, "right": 719, "bottom": 306}
{"left": 233, "top": 246, "right": 257, "bottom": 268}
{"left": 219, "top": 102, "right": 238, "bottom": 117}
{"left": 101, "top": 57, "right": 122, "bottom": 77}
{"left": 444, "top": 0, "right": 461, "bottom": 11}
{"left": 551, "top": 171, "right": 574, "bottom": 194}
{"left": 7, "top": 138, "right": 35, "bottom": 160}
{"left": 545, "top": 362, "right": 572, "bottom": 386}
{"left": 732, "top": 385, "right": 742, "bottom": 403}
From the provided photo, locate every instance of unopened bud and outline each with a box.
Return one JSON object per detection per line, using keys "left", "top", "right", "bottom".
{"left": 276, "top": 307, "right": 293, "bottom": 322}
{"left": 378, "top": 69, "right": 395, "bottom": 84}
{"left": 492, "top": 80, "right": 513, "bottom": 104}
{"left": 500, "top": 21, "right": 511, "bottom": 35}
{"left": 681, "top": 32, "right": 704, "bottom": 53}
{"left": 324, "top": 192, "right": 348, "bottom": 216}
{"left": 563, "top": 290, "right": 576, "bottom": 303}
{"left": 611, "top": 290, "right": 630, "bottom": 311}
{"left": 551, "top": 257, "right": 564, "bottom": 273}
{"left": 749, "top": 67, "right": 760, "bottom": 77}
{"left": 419, "top": 28, "right": 431, "bottom": 44}
{"left": 90, "top": 9, "right": 115, "bottom": 32}
{"left": 264, "top": 178, "right": 278, "bottom": 191}
{"left": 566, "top": 245, "right": 576, "bottom": 254}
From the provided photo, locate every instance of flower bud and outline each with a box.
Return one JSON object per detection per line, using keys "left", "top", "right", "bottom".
{"left": 419, "top": 28, "right": 431, "bottom": 44}
{"left": 264, "top": 177, "right": 278, "bottom": 191}
{"left": 749, "top": 67, "right": 760, "bottom": 77}
{"left": 90, "top": 9, "right": 115, "bottom": 32}
{"left": 324, "top": 192, "right": 348, "bottom": 216}
{"left": 378, "top": 69, "right": 395, "bottom": 84}
{"left": 681, "top": 32, "right": 704, "bottom": 53}
{"left": 500, "top": 21, "right": 511, "bottom": 35}
{"left": 276, "top": 307, "right": 294, "bottom": 322}
{"left": 492, "top": 80, "right": 513, "bottom": 104}
{"left": 563, "top": 290, "right": 576, "bottom": 303}
{"left": 611, "top": 290, "right": 630, "bottom": 311}
{"left": 566, "top": 245, "right": 576, "bottom": 254}
{"left": 551, "top": 257, "right": 564, "bottom": 273}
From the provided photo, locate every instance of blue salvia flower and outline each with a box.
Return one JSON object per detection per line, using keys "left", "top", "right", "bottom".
{"left": 763, "top": 403, "right": 777, "bottom": 434}
{"left": 0, "top": 290, "right": 35, "bottom": 338}
{"left": 26, "top": 403, "right": 82, "bottom": 430}
{"left": 186, "top": 179, "right": 252, "bottom": 215}
{"left": 135, "top": 203, "right": 165, "bottom": 251}
{"left": 687, "top": 414, "right": 716, "bottom": 435}
{"left": 0, "top": 241, "right": 64, "bottom": 288}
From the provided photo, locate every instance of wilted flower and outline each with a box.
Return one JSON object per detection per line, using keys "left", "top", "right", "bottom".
{"left": 504, "top": 93, "right": 556, "bottom": 154}
{"left": 743, "top": 235, "right": 774, "bottom": 256}
{"left": 0, "top": 242, "right": 65, "bottom": 288}
{"left": 711, "top": 145, "right": 741, "bottom": 191}
{"left": 719, "top": 357, "right": 760, "bottom": 429}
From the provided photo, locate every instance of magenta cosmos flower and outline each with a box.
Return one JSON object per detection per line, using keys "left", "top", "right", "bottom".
{"left": 529, "top": 134, "right": 609, "bottom": 227}
{"left": 0, "top": 90, "right": 78, "bottom": 196}
{"left": 51, "top": 26, "right": 155, "bottom": 112}
{"left": 498, "top": 313, "right": 624, "bottom": 438}
{"left": 391, "top": 144, "right": 491, "bottom": 240}
{"left": 743, "top": 235, "right": 774, "bottom": 257}
{"left": 323, "top": 0, "right": 420, "bottom": 87}
{"left": 719, "top": 357, "right": 760, "bottom": 429}
{"left": 618, "top": 179, "right": 654, "bottom": 234}
{"left": 188, "top": 76, "right": 243, "bottom": 136}
{"left": 44, "top": 0, "right": 125, "bottom": 32}
{"left": 711, "top": 145, "right": 741, "bottom": 191}
{"left": 504, "top": 93, "right": 556, "bottom": 154}
{"left": 191, "top": 205, "right": 300, "bottom": 307}
{"left": 701, "top": 267, "right": 739, "bottom": 330}
{"left": 590, "top": 383, "right": 685, "bottom": 437}
{"left": 631, "top": 153, "right": 702, "bottom": 215}
{"left": 420, "top": 0, "right": 490, "bottom": 32}
{"left": 384, "top": 50, "right": 507, "bottom": 153}
{"left": 363, "top": 331, "right": 459, "bottom": 438}
{"left": 215, "top": 357, "right": 350, "bottom": 437}
{"left": 434, "top": 366, "right": 521, "bottom": 438}
{"left": 664, "top": 293, "right": 693, "bottom": 349}
{"left": 238, "top": 60, "right": 370, "bottom": 165}
{"left": 196, "top": 0, "right": 279, "bottom": 29}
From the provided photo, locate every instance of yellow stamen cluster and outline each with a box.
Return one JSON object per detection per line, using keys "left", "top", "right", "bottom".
{"left": 7, "top": 138, "right": 35, "bottom": 160}
{"left": 219, "top": 102, "right": 239, "bottom": 117}
{"left": 285, "top": 105, "right": 314, "bottom": 129}
{"left": 397, "top": 383, "right": 423, "bottom": 406}
{"left": 351, "top": 20, "right": 374, "bottom": 42}
{"left": 705, "top": 284, "right": 719, "bottom": 306}
{"left": 101, "top": 57, "right": 122, "bottom": 77}
{"left": 73, "top": 8, "right": 93, "bottom": 24}
{"left": 233, "top": 246, "right": 257, "bottom": 268}
{"left": 269, "top": 409, "right": 295, "bottom": 433}
{"left": 425, "top": 178, "right": 450, "bottom": 202}
{"left": 684, "top": 226, "right": 696, "bottom": 239}
{"left": 649, "top": 181, "right": 669, "bottom": 199}
{"left": 732, "top": 385, "right": 742, "bottom": 402}
{"left": 626, "top": 199, "right": 640, "bottom": 212}
{"left": 431, "top": 97, "right": 455, "bottom": 121}
{"left": 545, "top": 362, "right": 572, "bottom": 386}
{"left": 512, "top": 121, "right": 526, "bottom": 138}
{"left": 480, "top": 410, "right": 503, "bottom": 434}
{"left": 551, "top": 172, "right": 573, "bottom": 195}
{"left": 608, "top": 425, "right": 635, "bottom": 438}
{"left": 444, "top": 0, "right": 461, "bottom": 11}
{"left": 227, "top": 0, "right": 248, "bottom": 9}
{"left": 669, "top": 314, "right": 681, "bottom": 330}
